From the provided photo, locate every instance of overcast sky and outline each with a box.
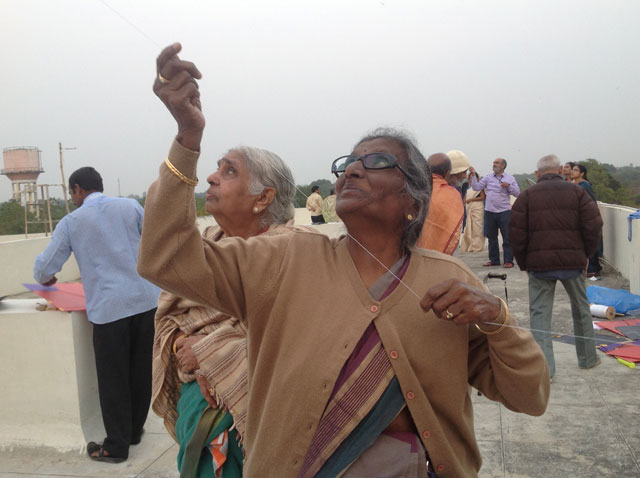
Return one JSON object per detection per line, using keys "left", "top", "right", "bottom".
{"left": 1, "top": 0, "right": 638, "bottom": 202}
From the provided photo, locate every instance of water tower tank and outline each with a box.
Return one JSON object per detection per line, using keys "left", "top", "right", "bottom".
{"left": 2, "top": 147, "right": 44, "bottom": 181}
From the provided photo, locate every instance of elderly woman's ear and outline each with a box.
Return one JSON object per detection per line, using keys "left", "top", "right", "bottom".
{"left": 254, "top": 187, "right": 276, "bottom": 214}
{"left": 407, "top": 201, "right": 419, "bottom": 221}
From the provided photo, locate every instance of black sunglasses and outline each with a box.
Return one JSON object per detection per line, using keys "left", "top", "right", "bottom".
{"left": 331, "top": 153, "right": 411, "bottom": 181}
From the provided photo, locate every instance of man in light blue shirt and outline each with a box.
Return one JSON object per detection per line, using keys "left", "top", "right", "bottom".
{"left": 34, "top": 167, "right": 160, "bottom": 463}
{"left": 469, "top": 158, "right": 520, "bottom": 268}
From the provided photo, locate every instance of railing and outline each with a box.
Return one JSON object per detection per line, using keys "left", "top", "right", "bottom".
{"left": 1, "top": 205, "right": 636, "bottom": 296}
{"left": 598, "top": 202, "right": 640, "bottom": 294}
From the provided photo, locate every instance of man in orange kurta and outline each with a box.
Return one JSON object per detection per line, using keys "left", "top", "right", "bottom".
{"left": 417, "top": 153, "right": 465, "bottom": 255}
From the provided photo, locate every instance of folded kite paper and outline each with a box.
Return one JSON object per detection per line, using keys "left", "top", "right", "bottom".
{"left": 23, "top": 282, "right": 86, "bottom": 311}
{"left": 594, "top": 318, "right": 640, "bottom": 337}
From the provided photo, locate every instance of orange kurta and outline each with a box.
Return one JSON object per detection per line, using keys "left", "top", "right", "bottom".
{"left": 417, "top": 175, "right": 464, "bottom": 255}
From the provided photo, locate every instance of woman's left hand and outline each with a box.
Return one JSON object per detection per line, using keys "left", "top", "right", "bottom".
{"left": 420, "top": 279, "right": 501, "bottom": 326}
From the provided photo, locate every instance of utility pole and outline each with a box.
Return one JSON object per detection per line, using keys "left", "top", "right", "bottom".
{"left": 59, "top": 142, "right": 76, "bottom": 214}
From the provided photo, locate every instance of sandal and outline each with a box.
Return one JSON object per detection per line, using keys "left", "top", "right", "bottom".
{"left": 86, "top": 442, "right": 126, "bottom": 463}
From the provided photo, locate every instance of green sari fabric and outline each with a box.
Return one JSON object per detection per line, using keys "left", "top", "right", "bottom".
{"left": 176, "top": 381, "right": 243, "bottom": 478}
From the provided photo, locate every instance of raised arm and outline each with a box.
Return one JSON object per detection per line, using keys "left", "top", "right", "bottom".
{"left": 138, "top": 44, "right": 288, "bottom": 321}
{"left": 153, "top": 43, "right": 204, "bottom": 152}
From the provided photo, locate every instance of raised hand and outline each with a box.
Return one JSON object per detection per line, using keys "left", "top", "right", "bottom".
{"left": 153, "top": 43, "right": 204, "bottom": 151}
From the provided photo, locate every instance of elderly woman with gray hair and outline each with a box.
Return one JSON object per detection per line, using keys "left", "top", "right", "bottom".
{"left": 140, "top": 43, "right": 550, "bottom": 478}
{"left": 151, "top": 143, "right": 297, "bottom": 478}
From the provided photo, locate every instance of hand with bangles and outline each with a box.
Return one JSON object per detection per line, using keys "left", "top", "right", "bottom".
{"left": 421, "top": 278, "right": 502, "bottom": 325}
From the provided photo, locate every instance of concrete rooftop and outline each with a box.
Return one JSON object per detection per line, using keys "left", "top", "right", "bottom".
{"left": 1, "top": 248, "right": 638, "bottom": 478}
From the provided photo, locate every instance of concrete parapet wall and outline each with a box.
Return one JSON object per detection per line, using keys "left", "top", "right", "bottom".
{"left": 0, "top": 237, "right": 79, "bottom": 296}
{"left": 598, "top": 202, "right": 640, "bottom": 294}
{"left": 0, "top": 209, "right": 344, "bottom": 452}
{"left": 0, "top": 302, "right": 103, "bottom": 451}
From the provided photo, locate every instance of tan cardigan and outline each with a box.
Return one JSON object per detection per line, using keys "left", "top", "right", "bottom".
{"left": 139, "top": 140, "right": 550, "bottom": 478}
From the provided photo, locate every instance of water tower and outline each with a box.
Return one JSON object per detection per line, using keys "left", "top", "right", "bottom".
{"left": 1, "top": 147, "right": 44, "bottom": 212}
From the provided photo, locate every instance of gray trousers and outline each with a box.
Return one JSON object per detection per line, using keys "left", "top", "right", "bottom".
{"left": 528, "top": 273, "right": 599, "bottom": 378}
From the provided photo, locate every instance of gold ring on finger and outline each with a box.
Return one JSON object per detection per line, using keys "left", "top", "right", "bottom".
{"left": 445, "top": 310, "right": 454, "bottom": 320}
{"left": 158, "top": 73, "right": 170, "bottom": 84}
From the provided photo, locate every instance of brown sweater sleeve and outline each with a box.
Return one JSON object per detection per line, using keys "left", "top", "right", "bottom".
{"left": 467, "top": 310, "right": 550, "bottom": 416}
{"left": 464, "top": 272, "right": 550, "bottom": 417}
{"left": 138, "top": 139, "right": 289, "bottom": 322}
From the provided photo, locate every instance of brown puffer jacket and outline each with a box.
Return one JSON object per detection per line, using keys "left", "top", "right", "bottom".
{"left": 509, "top": 173, "right": 602, "bottom": 272}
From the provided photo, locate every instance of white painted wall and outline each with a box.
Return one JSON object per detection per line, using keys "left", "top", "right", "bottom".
{"left": 0, "top": 302, "right": 103, "bottom": 451}
{"left": 598, "top": 202, "right": 640, "bottom": 294}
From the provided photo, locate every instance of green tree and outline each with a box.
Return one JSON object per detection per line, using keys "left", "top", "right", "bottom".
{"left": 0, "top": 200, "right": 26, "bottom": 235}
{"left": 293, "top": 179, "right": 335, "bottom": 208}
{"left": 579, "top": 159, "right": 636, "bottom": 207}
{"left": 513, "top": 173, "right": 537, "bottom": 191}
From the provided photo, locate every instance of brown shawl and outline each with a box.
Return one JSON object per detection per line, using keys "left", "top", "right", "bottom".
{"left": 151, "top": 223, "right": 301, "bottom": 442}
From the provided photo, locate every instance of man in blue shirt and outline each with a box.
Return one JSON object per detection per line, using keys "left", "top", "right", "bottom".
{"left": 469, "top": 158, "right": 520, "bottom": 268}
{"left": 34, "top": 167, "right": 160, "bottom": 463}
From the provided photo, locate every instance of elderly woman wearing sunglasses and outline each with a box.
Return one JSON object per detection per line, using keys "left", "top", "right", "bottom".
{"left": 139, "top": 44, "right": 550, "bottom": 478}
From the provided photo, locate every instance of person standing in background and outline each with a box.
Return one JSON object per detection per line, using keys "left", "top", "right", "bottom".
{"left": 572, "top": 164, "right": 603, "bottom": 277}
{"left": 510, "top": 155, "right": 602, "bottom": 380}
{"left": 563, "top": 162, "right": 576, "bottom": 182}
{"left": 417, "top": 153, "right": 464, "bottom": 255}
{"left": 306, "top": 185, "right": 325, "bottom": 224}
{"left": 322, "top": 188, "right": 340, "bottom": 222}
{"left": 33, "top": 167, "right": 160, "bottom": 463}
{"left": 460, "top": 170, "right": 486, "bottom": 252}
{"left": 469, "top": 158, "right": 520, "bottom": 268}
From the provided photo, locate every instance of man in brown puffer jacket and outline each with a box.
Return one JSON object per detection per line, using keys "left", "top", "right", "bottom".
{"left": 509, "top": 154, "right": 602, "bottom": 380}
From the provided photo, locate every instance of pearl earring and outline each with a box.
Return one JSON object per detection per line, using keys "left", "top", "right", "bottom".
{"left": 407, "top": 214, "right": 414, "bottom": 221}
{"left": 253, "top": 207, "right": 259, "bottom": 214}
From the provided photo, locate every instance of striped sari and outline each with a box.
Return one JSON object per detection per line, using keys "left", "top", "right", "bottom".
{"left": 300, "top": 255, "right": 432, "bottom": 477}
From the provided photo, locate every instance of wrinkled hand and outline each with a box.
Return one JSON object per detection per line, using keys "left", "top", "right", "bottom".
{"left": 195, "top": 372, "right": 219, "bottom": 408}
{"left": 468, "top": 167, "right": 476, "bottom": 177}
{"left": 420, "top": 279, "right": 501, "bottom": 326}
{"left": 175, "top": 334, "right": 205, "bottom": 374}
{"left": 42, "top": 276, "right": 58, "bottom": 287}
{"left": 500, "top": 181, "right": 510, "bottom": 188}
{"left": 153, "top": 43, "right": 204, "bottom": 151}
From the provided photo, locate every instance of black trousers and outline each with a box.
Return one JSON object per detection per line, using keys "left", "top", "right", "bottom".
{"left": 92, "top": 308, "right": 155, "bottom": 458}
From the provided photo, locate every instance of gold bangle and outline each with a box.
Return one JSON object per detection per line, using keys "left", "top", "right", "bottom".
{"left": 475, "top": 297, "right": 509, "bottom": 335}
{"left": 172, "top": 334, "right": 184, "bottom": 355}
{"left": 165, "top": 158, "right": 198, "bottom": 187}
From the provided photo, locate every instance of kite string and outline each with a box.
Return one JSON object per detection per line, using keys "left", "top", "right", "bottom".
{"left": 283, "top": 170, "right": 630, "bottom": 347}
{"left": 98, "top": 0, "right": 161, "bottom": 48}
{"left": 100, "top": 0, "right": 631, "bottom": 349}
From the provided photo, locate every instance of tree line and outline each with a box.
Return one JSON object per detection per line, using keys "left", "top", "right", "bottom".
{"left": 513, "top": 159, "right": 639, "bottom": 207}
